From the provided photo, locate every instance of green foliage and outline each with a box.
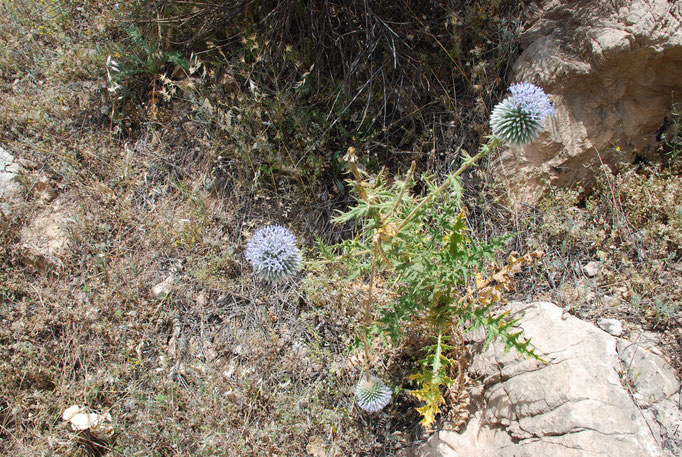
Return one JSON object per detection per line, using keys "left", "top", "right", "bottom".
{"left": 408, "top": 334, "right": 456, "bottom": 427}
{"left": 125, "top": 25, "right": 188, "bottom": 75}
{"left": 108, "top": 25, "right": 189, "bottom": 100}
{"left": 661, "top": 99, "right": 682, "bottom": 168}
{"left": 325, "top": 138, "right": 540, "bottom": 425}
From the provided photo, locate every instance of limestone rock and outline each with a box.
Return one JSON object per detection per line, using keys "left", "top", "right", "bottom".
{"left": 0, "top": 146, "right": 24, "bottom": 221}
{"left": 598, "top": 317, "right": 624, "bottom": 336}
{"left": 648, "top": 394, "right": 682, "bottom": 456}
{"left": 417, "top": 302, "right": 679, "bottom": 457}
{"left": 152, "top": 274, "right": 176, "bottom": 298}
{"left": 617, "top": 338, "right": 680, "bottom": 406}
{"left": 19, "top": 198, "right": 74, "bottom": 271}
{"left": 626, "top": 330, "right": 668, "bottom": 356}
{"left": 583, "top": 260, "right": 600, "bottom": 277}
{"left": 496, "top": 0, "right": 682, "bottom": 203}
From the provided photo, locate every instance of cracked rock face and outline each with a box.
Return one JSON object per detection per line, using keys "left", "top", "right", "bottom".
{"left": 495, "top": 0, "right": 682, "bottom": 203}
{"left": 416, "top": 302, "right": 680, "bottom": 457}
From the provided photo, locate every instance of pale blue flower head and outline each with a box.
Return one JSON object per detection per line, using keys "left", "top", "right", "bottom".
{"left": 245, "top": 225, "right": 302, "bottom": 283}
{"left": 356, "top": 375, "right": 392, "bottom": 413}
{"left": 490, "top": 82, "right": 555, "bottom": 146}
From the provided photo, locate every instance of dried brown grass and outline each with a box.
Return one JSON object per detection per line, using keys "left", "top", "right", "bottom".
{"left": 1, "top": 2, "right": 679, "bottom": 457}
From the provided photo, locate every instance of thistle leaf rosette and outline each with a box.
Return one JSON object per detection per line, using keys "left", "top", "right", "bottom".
{"left": 245, "top": 225, "right": 302, "bottom": 283}
{"left": 355, "top": 375, "right": 392, "bottom": 413}
{"left": 490, "top": 82, "right": 555, "bottom": 146}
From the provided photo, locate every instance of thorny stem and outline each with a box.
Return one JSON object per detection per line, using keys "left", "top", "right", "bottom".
{"left": 345, "top": 146, "right": 369, "bottom": 202}
{"left": 383, "top": 160, "right": 416, "bottom": 224}
{"left": 338, "top": 148, "right": 381, "bottom": 371}
{"left": 396, "top": 137, "right": 499, "bottom": 236}
{"left": 345, "top": 146, "right": 385, "bottom": 229}
{"left": 362, "top": 242, "right": 380, "bottom": 373}
{"left": 432, "top": 332, "right": 444, "bottom": 377}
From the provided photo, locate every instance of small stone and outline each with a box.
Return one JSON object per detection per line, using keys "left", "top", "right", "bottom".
{"left": 151, "top": 275, "right": 176, "bottom": 298}
{"left": 583, "top": 261, "right": 600, "bottom": 277}
{"left": 598, "top": 318, "right": 623, "bottom": 336}
{"left": 68, "top": 412, "right": 99, "bottom": 431}
{"left": 62, "top": 405, "right": 82, "bottom": 422}
{"left": 61, "top": 405, "right": 113, "bottom": 439}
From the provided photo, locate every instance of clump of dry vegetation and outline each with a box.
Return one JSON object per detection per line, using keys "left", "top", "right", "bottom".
{"left": 0, "top": 1, "right": 680, "bottom": 456}
{"left": 542, "top": 165, "right": 681, "bottom": 343}
{"left": 463, "top": 160, "right": 682, "bottom": 373}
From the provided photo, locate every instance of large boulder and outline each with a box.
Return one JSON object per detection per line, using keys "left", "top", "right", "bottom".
{"left": 412, "top": 302, "right": 680, "bottom": 457}
{"left": 495, "top": 0, "right": 682, "bottom": 203}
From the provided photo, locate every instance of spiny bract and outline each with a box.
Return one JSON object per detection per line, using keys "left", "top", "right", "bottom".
{"left": 245, "top": 225, "right": 302, "bottom": 283}
{"left": 356, "top": 375, "right": 392, "bottom": 413}
{"left": 490, "top": 82, "right": 555, "bottom": 146}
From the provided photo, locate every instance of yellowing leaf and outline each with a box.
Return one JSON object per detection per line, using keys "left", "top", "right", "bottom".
{"left": 416, "top": 403, "right": 439, "bottom": 428}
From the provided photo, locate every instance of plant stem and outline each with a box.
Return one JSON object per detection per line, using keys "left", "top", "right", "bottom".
{"left": 395, "top": 138, "right": 498, "bottom": 235}
{"left": 361, "top": 243, "right": 379, "bottom": 373}
{"left": 311, "top": 249, "right": 374, "bottom": 265}
{"left": 344, "top": 147, "right": 369, "bottom": 201}
{"left": 383, "top": 160, "right": 416, "bottom": 224}
{"left": 432, "top": 331, "right": 443, "bottom": 378}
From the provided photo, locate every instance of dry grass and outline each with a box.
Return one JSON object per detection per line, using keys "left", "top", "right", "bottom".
{"left": 0, "top": 4, "right": 419, "bottom": 455}
{"left": 464, "top": 161, "right": 682, "bottom": 376}
{"left": 0, "top": 96, "right": 412, "bottom": 457}
{"left": 1, "top": 2, "right": 680, "bottom": 456}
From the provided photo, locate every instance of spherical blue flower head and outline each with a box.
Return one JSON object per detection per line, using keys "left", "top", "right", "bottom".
{"left": 356, "top": 375, "right": 392, "bottom": 413}
{"left": 508, "top": 83, "right": 555, "bottom": 119}
{"left": 245, "top": 225, "right": 302, "bottom": 283}
{"left": 490, "top": 83, "right": 555, "bottom": 146}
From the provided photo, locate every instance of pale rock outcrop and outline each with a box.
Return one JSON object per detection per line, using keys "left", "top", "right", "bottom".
{"left": 598, "top": 317, "right": 623, "bottom": 336}
{"left": 0, "top": 146, "right": 24, "bottom": 223}
{"left": 618, "top": 338, "right": 680, "bottom": 406}
{"left": 496, "top": 0, "right": 682, "bottom": 203}
{"left": 412, "top": 302, "right": 680, "bottom": 457}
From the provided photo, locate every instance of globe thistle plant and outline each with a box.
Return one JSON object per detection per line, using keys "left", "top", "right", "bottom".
{"left": 245, "top": 225, "right": 302, "bottom": 283}
{"left": 355, "top": 375, "right": 392, "bottom": 413}
{"left": 490, "top": 82, "right": 555, "bottom": 146}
